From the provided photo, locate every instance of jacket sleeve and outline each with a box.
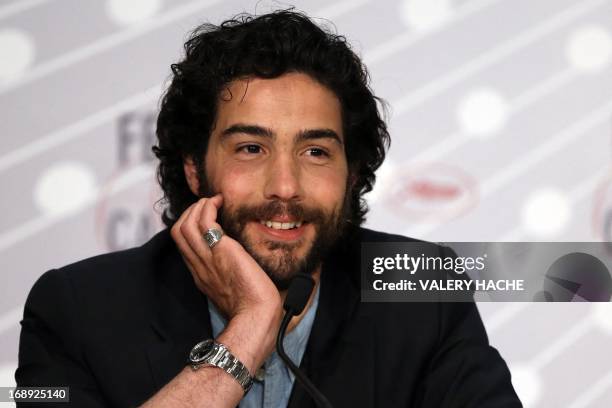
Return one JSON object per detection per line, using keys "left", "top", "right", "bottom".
{"left": 15, "top": 269, "right": 107, "bottom": 407}
{"left": 413, "top": 244, "right": 522, "bottom": 407}
{"left": 415, "top": 299, "right": 523, "bottom": 408}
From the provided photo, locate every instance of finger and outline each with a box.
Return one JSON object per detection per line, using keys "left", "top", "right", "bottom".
{"left": 177, "top": 200, "right": 223, "bottom": 290}
{"left": 171, "top": 201, "right": 196, "bottom": 244}
{"left": 199, "top": 194, "right": 237, "bottom": 257}
{"left": 182, "top": 197, "right": 212, "bottom": 258}
{"left": 171, "top": 203, "right": 206, "bottom": 274}
{"left": 184, "top": 197, "right": 235, "bottom": 278}
{"left": 183, "top": 197, "right": 234, "bottom": 292}
{"left": 198, "top": 193, "right": 224, "bottom": 233}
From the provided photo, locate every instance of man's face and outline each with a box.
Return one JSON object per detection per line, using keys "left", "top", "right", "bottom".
{"left": 189, "top": 72, "right": 350, "bottom": 289}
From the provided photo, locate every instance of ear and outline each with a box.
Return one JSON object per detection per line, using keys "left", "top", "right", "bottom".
{"left": 183, "top": 157, "right": 200, "bottom": 196}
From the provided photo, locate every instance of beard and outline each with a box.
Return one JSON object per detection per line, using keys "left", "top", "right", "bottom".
{"left": 216, "top": 195, "right": 351, "bottom": 290}
{"left": 198, "top": 168, "right": 353, "bottom": 289}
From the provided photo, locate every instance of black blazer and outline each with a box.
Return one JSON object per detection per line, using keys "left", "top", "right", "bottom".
{"left": 16, "top": 227, "right": 522, "bottom": 407}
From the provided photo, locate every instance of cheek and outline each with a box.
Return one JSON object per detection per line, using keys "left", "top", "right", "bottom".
{"left": 210, "top": 163, "right": 264, "bottom": 200}
{"left": 303, "top": 167, "right": 348, "bottom": 208}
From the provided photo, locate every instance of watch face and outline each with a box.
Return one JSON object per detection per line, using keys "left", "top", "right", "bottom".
{"left": 189, "top": 339, "right": 215, "bottom": 364}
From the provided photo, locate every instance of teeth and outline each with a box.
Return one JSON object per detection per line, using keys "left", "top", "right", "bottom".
{"left": 260, "top": 220, "right": 303, "bottom": 230}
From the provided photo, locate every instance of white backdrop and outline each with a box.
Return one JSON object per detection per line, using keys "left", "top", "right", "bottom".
{"left": 1, "top": 0, "right": 611, "bottom": 406}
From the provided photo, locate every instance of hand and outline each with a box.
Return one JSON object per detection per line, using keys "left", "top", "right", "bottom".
{"left": 170, "top": 194, "right": 282, "bottom": 320}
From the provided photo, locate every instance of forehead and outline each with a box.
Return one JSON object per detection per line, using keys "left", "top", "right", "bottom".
{"left": 213, "top": 72, "right": 343, "bottom": 140}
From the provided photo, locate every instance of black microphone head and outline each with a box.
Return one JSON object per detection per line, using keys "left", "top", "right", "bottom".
{"left": 284, "top": 273, "right": 315, "bottom": 315}
{"left": 539, "top": 252, "right": 612, "bottom": 301}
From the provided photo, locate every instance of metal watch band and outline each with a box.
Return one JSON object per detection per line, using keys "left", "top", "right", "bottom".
{"left": 189, "top": 339, "right": 253, "bottom": 394}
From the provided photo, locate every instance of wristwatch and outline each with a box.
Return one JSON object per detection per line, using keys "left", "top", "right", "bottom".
{"left": 188, "top": 339, "right": 253, "bottom": 394}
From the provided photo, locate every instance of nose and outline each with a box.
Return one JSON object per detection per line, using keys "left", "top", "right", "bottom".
{"left": 263, "top": 153, "right": 303, "bottom": 202}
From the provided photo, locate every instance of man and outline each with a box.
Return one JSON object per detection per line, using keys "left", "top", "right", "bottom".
{"left": 16, "top": 10, "right": 522, "bottom": 407}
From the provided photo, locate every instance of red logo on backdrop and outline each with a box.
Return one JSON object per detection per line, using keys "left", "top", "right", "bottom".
{"left": 386, "top": 163, "right": 479, "bottom": 221}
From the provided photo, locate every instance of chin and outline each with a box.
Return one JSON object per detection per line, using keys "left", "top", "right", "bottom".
{"left": 242, "top": 228, "right": 319, "bottom": 289}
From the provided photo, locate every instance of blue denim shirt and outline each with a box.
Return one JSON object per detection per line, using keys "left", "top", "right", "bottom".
{"left": 208, "top": 283, "right": 320, "bottom": 408}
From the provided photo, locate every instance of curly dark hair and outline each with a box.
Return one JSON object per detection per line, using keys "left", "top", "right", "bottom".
{"left": 153, "top": 9, "right": 390, "bottom": 227}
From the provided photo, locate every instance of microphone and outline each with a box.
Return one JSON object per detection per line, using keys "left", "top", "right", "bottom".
{"left": 534, "top": 252, "right": 612, "bottom": 301}
{"left": 276, "top": 273, "right": 334, "bottom": 408}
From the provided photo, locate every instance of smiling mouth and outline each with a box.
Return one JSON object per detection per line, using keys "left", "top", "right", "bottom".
{"left": 258, "top": 220, "right": 303, "bottom": 230}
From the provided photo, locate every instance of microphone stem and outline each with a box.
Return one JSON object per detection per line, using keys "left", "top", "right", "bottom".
{"left": 276, "top": 310, "right": 334, "bottom": 408}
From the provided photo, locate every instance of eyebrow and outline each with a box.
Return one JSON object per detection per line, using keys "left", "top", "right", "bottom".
{"left": 296, "top": 128, "right": 343, "bottom": 145}
{"left": 221, "top": 124, "right": 273, "bottom": 139}
{"left": 220, "top": 123, "right": 343, "bottom": 145}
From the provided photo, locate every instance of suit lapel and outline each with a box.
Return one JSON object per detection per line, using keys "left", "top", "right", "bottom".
{"left": 145, "top": 234, "right": 213, "bottom": 389}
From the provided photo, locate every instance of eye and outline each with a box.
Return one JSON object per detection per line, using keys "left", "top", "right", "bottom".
{"left": 305, "top": 148, "right": 329, "bottom": 157}
{"left": 237, "top": 144, "right": 262, "bottom": 154}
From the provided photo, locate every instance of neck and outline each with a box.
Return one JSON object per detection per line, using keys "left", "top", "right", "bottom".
{"left": 280, "top": 266, "right": 321, "bottom": 333}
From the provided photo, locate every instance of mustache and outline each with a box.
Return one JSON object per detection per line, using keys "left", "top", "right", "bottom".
{"left": 219, "top": 200, "right": 328, "bottom": 227}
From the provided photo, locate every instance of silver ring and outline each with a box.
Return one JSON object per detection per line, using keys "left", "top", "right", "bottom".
{"left": 203, "top": 228, "right": 223, "bottom": 249}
